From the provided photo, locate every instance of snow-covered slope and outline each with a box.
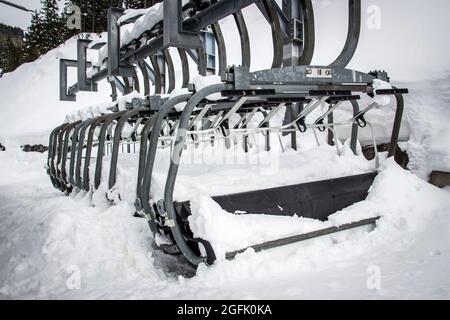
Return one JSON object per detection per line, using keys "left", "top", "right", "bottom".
{"left": 0, "top": 36, "right": 111, "bottom": 143}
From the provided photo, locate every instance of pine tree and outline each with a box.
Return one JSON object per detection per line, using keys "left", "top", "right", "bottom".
{"left": 67, "top": 0, "right": 123, "bottom": 33}
{"left": 0, "top": 37, "right": 24, "bottom": 73}
{"left": 23, "top": 12, "right": 45, "bottom": 62}
{"left": 0, "top": 41, "right": 7, "bottom": 73}
{"left": 5, "top": 37, "right": 24, "bottom": 71}
{"left": 126, "top": 0, "right": 154, "bottom": 9}
{"left": 23, "top": 0, "right": 67, "bottom": 63}
{"left": 40, "top": 0, "right": 65, "bottom": 52}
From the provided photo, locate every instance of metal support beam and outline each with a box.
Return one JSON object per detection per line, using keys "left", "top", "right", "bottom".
{"left": 163, "top": 0, "right": 202, "bottom": 49}
{"left": 281, "top": 0, "right": 314, "bottom": 149}
{"left": 124, "top": 0, "right": 258, "bottom": 65}
{"left": 77, "top": 39, "right": 98, "bottom": 92}
{"left": 59, "top": 59, "right": 77, "bottom": 101}
{"left": 108, "top": 8, "right": 134, "bottom": 77}
{"left": 64, "top": 0, "right": 261, "bottom": 98}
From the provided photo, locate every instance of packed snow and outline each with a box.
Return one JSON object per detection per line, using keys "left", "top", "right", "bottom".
{"left": 1, "top": 148, "right": 449, "bottom": 299}
{"left": 1, "top": 1, "right": 450, "bottom": 300}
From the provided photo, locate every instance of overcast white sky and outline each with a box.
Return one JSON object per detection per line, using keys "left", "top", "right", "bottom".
{"left": 1, "top": 0, "right": 450, "bottom": 80}
{"left": 0, "top": 0, "right": 66, "bottom": 30}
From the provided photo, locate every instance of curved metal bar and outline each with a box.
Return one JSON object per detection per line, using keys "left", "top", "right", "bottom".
{"left": 298, "top": 0, "right": 316, "bottom": 66}
{"left": 163, "top": 49, "right": 175, "bottom": 93}
{"left": 328, "top": 0, "right": 361, "bottom": 68}
{"left": 135, "top": 114, "right": 158, "bottom": 205}
{"left": 47, "top": 127, "right": 58, "bottom": 183}
{"left": 211, "top": 22, "right": 228, "bottom": 74}
{"left": 108, "top": 108, "right": 148, "bottom": 191}
{"left": 47, "top": 123, "right": 66, "bottom": 188}
{"left": 93, "top": 110, "right": 128, "bottom": 190}
{"left": 349, "top": 100, "right": 360, "bottom": 155}
{"left": 68, "top": 122, "right": 84, "bottom": 188}
{"left": 177, "top": 48, "right": 190, "bottom": 88}
{"left": 388, "top": 90, "right": 404, "bottom": 157}
{"left": 197, "top": 45, "right": 207, "bottom": 76}
{"left": 150, "top": 54, "right": 162, "bottom": 94}
{"left": 60, "top": 121, "right": 81, "bottom": 192}
{"left": 123, "top": 77, "right": 132, "bottom": 94}
{"left": 327, "top": 107, "right": 335, "bottom": 146}
{"left": 47, "top": 125, "right": 60, "bottom": 185}
{"left": 140, "top": 94, "right": 192, "bottom": 234}
{"left": 233, "top": 10, "right": 251, "bottom": 68}
{"left": 55, "top": 123, "right": 71, "bottom": 189}
{"left": 109, "top": 80, "right": 118, "bottom": 102}
{"left": 138, "top": 61, "right": 150, "bottom": 96}
{"left": 74, "top": 118, "right": 95, "bottom": 190}
{"left": 132, "top": 69, "right": 140, "bottom": 93}
{"left": 263, "top": 0, "right": 283, "bottom": 68}
{"left": 82, "top": 115, "right": 109, "bottom": 191}
{"left": 164, "top": 84, "right": 225, "bottom": 266}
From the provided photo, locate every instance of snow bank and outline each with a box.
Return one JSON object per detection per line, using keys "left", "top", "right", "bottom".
{"left": 174, "top": 155, "right": 450, "bottom": 260}
{"left": 401, "top": 77, "right": 450, "bottom": 177}
{"left": 64, "top": 91, "right": 145, "bottom": 122}
{"left": 0, "top": 35, "right": 111, "bottom": 142}
{"left": 190, "top": 161, "right": 450, "bottom": 300}
{"left": 121, "top": 3, "right": 163, "bottom": 47}
{"left": 1, "top": 149, "right": 449, "bottom": 299}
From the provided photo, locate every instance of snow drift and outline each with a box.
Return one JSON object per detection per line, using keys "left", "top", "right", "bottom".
{"left": 0, "top": 36, "right": 111, "bottom": 143}
{"left": 0, "top": 150, "right": 449, "bottom": 299}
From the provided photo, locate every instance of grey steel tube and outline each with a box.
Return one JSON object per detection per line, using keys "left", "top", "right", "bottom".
{"left": 140, "top": 94, "right": 192, "bottom": 234}
{"left": 93, "top": 111, "right": 128, "bottom": 190}
{"left": 328, "top": 0, "right": 361, "bottom": 68}
{"left": 108, "top": 108, "right": 147, "bottom": 191}
{"left": 163, "top": 84, "right": 225, "bottom": 266}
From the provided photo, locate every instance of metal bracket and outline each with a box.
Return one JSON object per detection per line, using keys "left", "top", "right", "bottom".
{"left": 107, "top": 8, "right": 135, "bottom": 77}
{"left": 77, "top": 39, "right": 98, "bottom": 92}
{"left": 288, "top": 19, "right": 303, "bottom": 43}
{"left": 163, "top": 0, "right": 202, "bottom": 49}
{"left": 59, "top": 59, "right": 77, "bottom": 101}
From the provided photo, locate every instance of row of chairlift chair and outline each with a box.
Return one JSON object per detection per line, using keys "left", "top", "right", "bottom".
{"left": 47, "top": 0, "right": 409, "bottom": 267}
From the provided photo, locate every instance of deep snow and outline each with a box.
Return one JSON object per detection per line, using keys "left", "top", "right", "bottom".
{"left": 0, "top": 150, "right": 449, "bottom": 299}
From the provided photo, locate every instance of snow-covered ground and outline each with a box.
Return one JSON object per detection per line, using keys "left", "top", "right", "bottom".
{"left": 0, "top": 149, "right": 449, "bottom": 299}
{"left": 1, "top": 1, "right": 450, "bottom": 300}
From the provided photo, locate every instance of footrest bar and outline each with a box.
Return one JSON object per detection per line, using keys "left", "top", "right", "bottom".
{"left": 225, "top": 217, "right": 381, "bottom": 260}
